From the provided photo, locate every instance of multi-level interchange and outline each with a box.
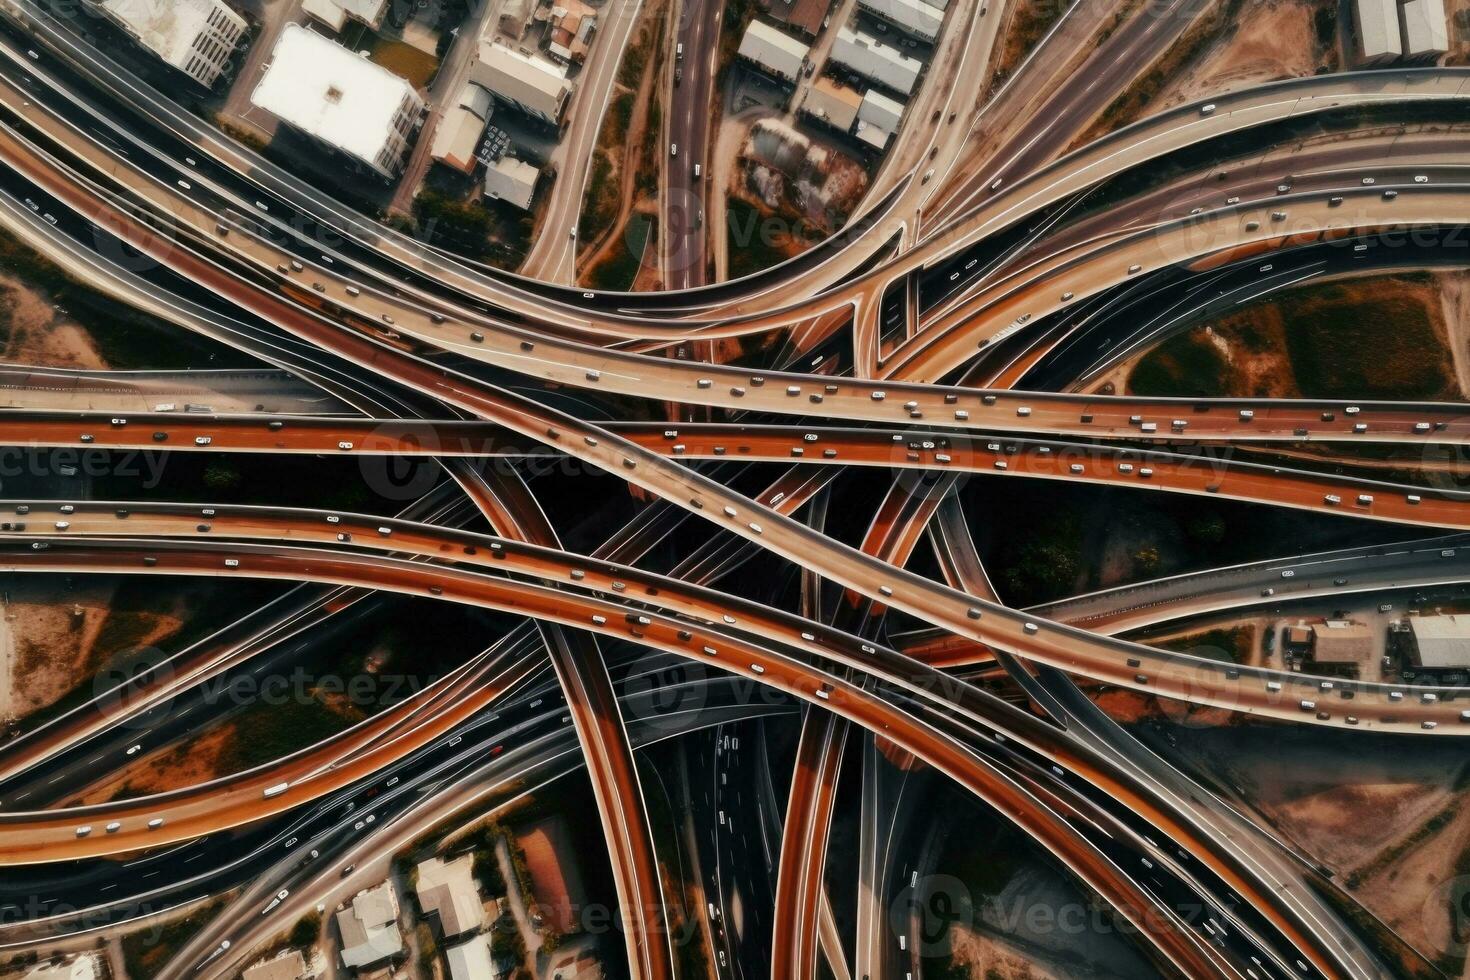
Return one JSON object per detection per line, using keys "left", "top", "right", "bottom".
{"left": 3, "top": 0, "right": 1470, "bottom": 978}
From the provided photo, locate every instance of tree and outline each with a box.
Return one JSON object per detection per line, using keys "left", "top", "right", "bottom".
{"left": 203, "top": 463, "right": 241, "bottom": 491}
{"left": 289, "top": 911, "right": 321, "bottom": 949}
{"left": 1133, "top": 546, "right": 1162, "bottom": 575}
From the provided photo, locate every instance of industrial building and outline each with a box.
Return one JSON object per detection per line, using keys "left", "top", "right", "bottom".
{"left": 416, "top": 854, "right": 485, "bottom": 938}
{"left": 737, "top": 20, "right": 811, "bottom": 83}
{"left": 856, "top": 0, "right": 942, "bottom": 42}
{"left": 1400, "top": 0, "right": 1450, "bottom": 55}
{"left": 301, "top": 0, "right": 387, "bottom": 32}
{"left": 1400, "top": 613, "right": 1470, "bottom": 680}
{"left": 335, "top": 881, "right": 404, "bottom": 970}
{"left": 431, "top": 83, "right": 495, "bottom": 175}
{"left": 471, "top": 42, "right": 572, "bottom": 125}
{"left": 801, "top": 78, "right": 862, "bottom": 131}
{"left": 855, "top": 87, "right": 904, "bottom": 149}
{"left": 251, "top": 25, "right": 425, "bottom": 178}
{"left": 830, "top": 27, "right": 921, "bottom": 95}
{"left": 484, "top": 156, "right": 541, "bottom": 210}
{"left": 763, "top": 0, "right": 830, "bottom": 38}
{"left": 91, "top": 0, "right": 246, "bottom": 88}
{"left": 1353, "top": 0, "right": 1403, "bottom": 61}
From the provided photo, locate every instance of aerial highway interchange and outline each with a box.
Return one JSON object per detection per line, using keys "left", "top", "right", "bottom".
{"left": 0, "top": 0, "right": 1469, "bottom": 979}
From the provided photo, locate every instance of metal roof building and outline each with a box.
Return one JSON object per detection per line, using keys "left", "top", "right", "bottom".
{"left": 484, "top": 156, "right": 541, "bottom": 210}
{"left": 1352, "top": 0, "right": 1402, "bottom": 61}
{"left": 858, "top": 88, "right": 904, "bottom": 133}
{"left": 857, "top": 0, "right": 942, "bottom": 41}
{"left": 801, "top": 78, "right": 862, "bottom": 131}
{"left": 830, "top": 27, "right": 921, "bottom": 95}
{"left": 470, "top": 42, "right": 572, "bottom": 124}
{"left": 251, "top": 25, "right": 424, "bottom": 178}
{"left": 737, "top": 20, "right": 810, "bottom": 82}
{"left": 1400, "top": 0, "right": 1450, "bottom": 54}
{"left": 95, "top": 0, "right": 246, "bottom": 88}
{"left": 1408, "top": 614, "right": 1470, "bottom": 669}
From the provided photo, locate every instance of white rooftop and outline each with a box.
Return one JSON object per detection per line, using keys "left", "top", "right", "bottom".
{"left": 738, "top": 20, "right": 810, "bottom": 80}
{"left": 484, "top": 156, "right": 540, "bottom": 210}
{"left": 1410, "top": 613, "right": 1470, "bottom": 669}
{"left": 251, "top": 24, "right": 419, "bottom": 168}
{"left": 1401, "top": 0, "right": 1449, "bottom": 53}
{"left": 1354, "top": 0, "right": 1401, "bottom": 58}
{"left": 98, "top": 0, "right": 228, "bottom": 71}
{"left": 445, "top": 936, "right": 495, "bottom": 980}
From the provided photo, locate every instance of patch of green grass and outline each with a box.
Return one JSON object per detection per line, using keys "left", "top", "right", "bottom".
{"left": 1129, "top": 329, "right": 1229, "bottom": 397}
{"left": 1159, "top": 626, "right": 1253, "bottom": 664}
{"left": 1281, "top": 283, "right": 1453, "bottom": 400}
{"left": 122, "top": 899, "right": 227, "bottom": 979}
{"left": 726, "top": 200, "right": 793, "bottom": 279}
{"left": 218, "top": 693, "right": 357, "bottom": 775}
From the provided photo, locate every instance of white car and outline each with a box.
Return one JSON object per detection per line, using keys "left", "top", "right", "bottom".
{"left": 670, "top": 143, "right": 678, "bottom": 157}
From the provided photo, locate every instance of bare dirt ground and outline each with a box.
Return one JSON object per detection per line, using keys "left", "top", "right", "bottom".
{"left": 1146, "top": 0, "right": 1335, "bottom": 112}
{"left": 1136, "top": 725, "right": 1470, "bottom": 969}
{"left": 945, "top": 923, "right": 1070, "bottom": 980}
{"left": 0, "top": 274, "right": 108, "bottom": 370}
{"left": 1438, "top": 269, "right": 1470, "bottom": 398}
{"left": 518, "top": 815, "right": 586, "bottom": 936}
{"left": 69, "top": 725, "right": 238, "bottom": 806}
{"left": 1, "top": 579, "right": 192, "bottom": 723}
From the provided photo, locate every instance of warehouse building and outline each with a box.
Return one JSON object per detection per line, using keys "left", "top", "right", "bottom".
{"left": 830, "top": 27, "right": 921, "bottom": 95}
{"left": 737, "top": 20, "right": 810, "bottom": 83}
{"left": 800, "top": 77, "right": 862, "bottom": 131}
{"left": 857, "top": 0, "right": 942, "bottom": 42}
{"left": 1402, "top": 613, "right": 1470, "bottom": 680}
{"left": 1352, "top": 0, "right": 1402, "bottom": 61}
{"left": 251, "top": 25, "right": 425, "bottom": 178}
{"left": 471, "top": 42, "right": 572, "bottom": 125}
{"left": 1400, "top": 0, "right": 1449, "bottom": 55}
{"left": 855, "top": 87, "right": 904, "bottom": 149}
{"left": 92, "top": 0, "right": 246, "bottom": 88}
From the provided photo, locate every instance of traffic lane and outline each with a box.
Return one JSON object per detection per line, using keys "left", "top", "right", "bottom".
{"left": 0, "top": 531, "right": 1403, "bottom": 979}
{"left": 16, "top": 94, "right": 1470, "bottom": 737}
{"left": 0, "top": 547, "right": 1234, "bottom": 979}
{"left": 9, "top": 110, "right": 1470, "bottom": 447}
{"left": 888, "top": 185, "right": 1470, "bottom": 382}
{"left": 4, "top": 416, "right": 1470, "bottom": 536}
